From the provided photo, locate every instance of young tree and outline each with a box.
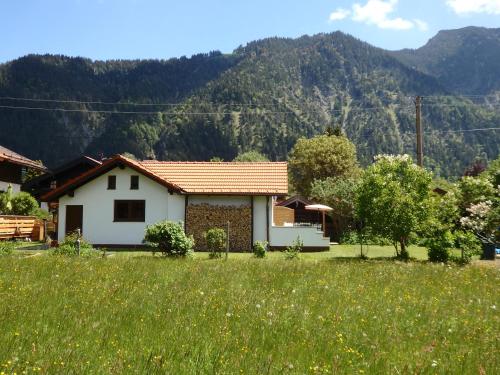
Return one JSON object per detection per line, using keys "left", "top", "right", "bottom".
{"left": 288, "top": 134, "right": 360, "bottom": 196}
{"left": 355, "top": 154, "right": 433, "bottom": 260}
{"left": 0, "top": 185, "right": 14, "bottom": 214}
{"left": 233, "top": 150, "right": 269, "bottom": 162}
{"left": 309, "top": 177, "right": 359, "bottom": 219}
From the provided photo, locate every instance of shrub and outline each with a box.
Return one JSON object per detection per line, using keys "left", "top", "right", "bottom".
{"left": 10, "top": 192, "right": 39, "bottom": 216}
{"left": 0, "top": 241, "right": 15, "bottom": 256}
{"left": 426, "top": 230, "right": 454, "bottom": 263}
{"left": 253, "top": 241, "right": 268, "bottom": 258}
{"left": 452, "top": 230, "right": 482, "bottom": 265}
{"left": 144, "top": 221, "right": 194, "bottom": 257}
{"left": 284, "top": 237, "right": 302, "bottom": 260}
{"left": 340, "top": 230, "right": 392, "bottom": 246}
{"left": 204, "top": 228, "right": 227, "bottom": 259}
{"left": 50, "top": 232, "right": 100, "bottom": 257}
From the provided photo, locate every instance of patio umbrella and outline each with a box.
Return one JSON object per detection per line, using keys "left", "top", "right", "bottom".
{"left": 305, "top": 204, "right": 333, "bottom": 237}
{"left": 304, "top": 204, "right": 333, "bottom": 212}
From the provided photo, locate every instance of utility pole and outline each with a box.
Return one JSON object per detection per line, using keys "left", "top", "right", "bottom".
{"left": 415, "top": 96, "right": 423, "bottom": 167}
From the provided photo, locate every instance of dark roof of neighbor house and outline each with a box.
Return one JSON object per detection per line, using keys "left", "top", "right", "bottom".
{"left": 276, "top": 195, "right": 312, "bottom": 207}
{"left": 432, "top": 187, "right": 448, "bottom": 196}
{"left": 23, "top": 155, "right": 102, "bottom": 189}
{"left": 41, "top": 155, "right": 288, "bottom": 201}
{"left": 0, "top": 145, "right": 47, "bottom": 171}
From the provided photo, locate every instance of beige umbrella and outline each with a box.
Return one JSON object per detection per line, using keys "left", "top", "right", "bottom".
{"left": 305, "top": 204, "right": 333, "bottom": 237}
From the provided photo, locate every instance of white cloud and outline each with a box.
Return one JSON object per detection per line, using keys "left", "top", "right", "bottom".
{"left": 446, "top": 0, "right": 500, "bottom": 15}
{"left": 329, "top": 8, "right": 351, "bottom": 21}
{"left": 414, "top": 19, "right": 429, "bottom": 31}
{"left": 329, "top": 0, "right": 428, "bottom": 31}
{"left": 351, "top": 0, "right": 413, "bottom": 30}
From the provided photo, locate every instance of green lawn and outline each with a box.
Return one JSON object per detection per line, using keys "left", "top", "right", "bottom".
{"left": 0, "top": 254, "right": 498, "bottom": 374}
{"left": 99, "top": 244, "right": 429, "bottom": 261}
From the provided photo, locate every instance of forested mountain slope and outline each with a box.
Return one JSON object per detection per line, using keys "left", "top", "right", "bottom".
{"left": 392, "top": 26, "right": 500, "bottom": 95}
{"left": 0, "top": 29, "right": 499, "bottom": 177}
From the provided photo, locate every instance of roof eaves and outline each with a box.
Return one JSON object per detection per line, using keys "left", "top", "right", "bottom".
{"left": 41, "top": 155, "right": 184, "bottom": 201}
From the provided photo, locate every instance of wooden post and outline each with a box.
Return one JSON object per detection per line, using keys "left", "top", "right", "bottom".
{"left": 76, "top": 228, "right": 81, "bottom": 256}
{"left": 415, "top": 96, "right": 423, "bottom": 167}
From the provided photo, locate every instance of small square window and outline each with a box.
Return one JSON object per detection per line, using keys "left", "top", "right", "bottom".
{"left": 130, "top": 175, "right": 139, "bottom": 190}
{"left": 108, "top": 175, "right": 116, "bottom": 190}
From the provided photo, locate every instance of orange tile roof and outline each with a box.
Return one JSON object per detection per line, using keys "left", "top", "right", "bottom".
{"left": 0, "top": 145, "right": 47, "bottom": 171}
{"left": 140, "top": 161, "right": 288, "bottom": 195}
{"left": 41, "top": 155, "right": 288, "bottom": 201}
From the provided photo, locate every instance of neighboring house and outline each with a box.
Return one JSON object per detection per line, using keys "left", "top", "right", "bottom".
{"left": 23, "top": 155, "right": 102, "bottom": 199}
{"left": 41, "top": 155, "right": 330, "bottom": 250}
{"left": 276, "top": 195, "right": 339, "bottom": 241}
{"left": 0, "top": 145, "right": 46, "bottom": 193}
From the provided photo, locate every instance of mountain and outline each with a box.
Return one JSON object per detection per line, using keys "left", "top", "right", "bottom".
{"left": 392, "top": 26, "right": 500, "bottom": 94}
{"left": 0, "top": 28, "right": 499, "bottom": 178}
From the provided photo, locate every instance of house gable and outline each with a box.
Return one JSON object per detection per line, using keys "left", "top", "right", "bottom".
{"left": 57, "top": 166, "right": 185, "bottom": 245}
{"left": 42, "top": 155, "right": 184, "bottom": 201}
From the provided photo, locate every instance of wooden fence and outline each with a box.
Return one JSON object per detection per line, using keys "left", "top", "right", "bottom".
{"left": 0, "top": 215, "right": 44, "bottom": 241}
{"left": 273, "top": 206, "right": 295, "bottom": 226}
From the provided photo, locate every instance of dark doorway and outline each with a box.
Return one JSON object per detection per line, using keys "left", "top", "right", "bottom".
{"left": 65, "top": 205, "right": 83, "bottom": 235}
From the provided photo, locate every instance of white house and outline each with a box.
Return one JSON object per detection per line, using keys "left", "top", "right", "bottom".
{"left": 42, "top": 155, "right": 329, "bottom": 251}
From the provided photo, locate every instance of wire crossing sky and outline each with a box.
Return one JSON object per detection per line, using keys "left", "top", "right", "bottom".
{"left": 1, "top": 0, "right": 500, "bottom": 63}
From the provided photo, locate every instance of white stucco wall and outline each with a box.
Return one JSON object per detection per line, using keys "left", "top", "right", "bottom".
{"left": 57, "top": 166, "right": 184, "bottom": 245}
{"left": 269, "top": 226, "right": 330, "bottom": 248}
{"left": 0, "top": 181, "right": 21, "bottom": 193}
{"left": 253, "top": 196, "right": 268, "bottom": 243}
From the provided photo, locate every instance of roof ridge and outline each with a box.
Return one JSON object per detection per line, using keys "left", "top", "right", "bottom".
{"left": 140, "top": 160, "right": 287, "bottom": 164}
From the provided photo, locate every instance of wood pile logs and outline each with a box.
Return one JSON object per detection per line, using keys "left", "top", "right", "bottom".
{"left": 186, "top": 204, "right": 252, "bottom": 252}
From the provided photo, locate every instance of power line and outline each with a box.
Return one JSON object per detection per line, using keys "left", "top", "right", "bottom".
{"left": 401, "top": 127, "right": 500, "bottom": 136}
{"left": 0, "top": 95, "right": 419, "bottom": 109}
{"left": 422, "top": 94, "right": 500, "bottom": 99}
{"left": 0, "top": 104, "right": 412, "bottom": 115}
{"left": 424, "top": 127, "right": 500, "bottom": 134}
{"left": 0, "top": 96, "right": 280, "bottom": 107}
{"left": 0, "top": 104, "right": 293, "bottom": 115}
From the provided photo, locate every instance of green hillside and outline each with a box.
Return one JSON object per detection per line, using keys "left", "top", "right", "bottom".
{"left": 0, "top": 29, "right": 499, "bottom": 177}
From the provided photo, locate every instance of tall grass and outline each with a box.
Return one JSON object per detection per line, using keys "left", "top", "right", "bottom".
{"left": 0, "top": 256, "right": 498, "bottom": 374}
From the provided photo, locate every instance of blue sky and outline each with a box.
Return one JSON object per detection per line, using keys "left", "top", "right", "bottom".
{"left": 1, "top": 0, "right": 499, "bottom": 62}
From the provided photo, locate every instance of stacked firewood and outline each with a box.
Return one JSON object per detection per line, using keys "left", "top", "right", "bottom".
{"left": 186, "top": 204, "right": 252, "bottom": 252}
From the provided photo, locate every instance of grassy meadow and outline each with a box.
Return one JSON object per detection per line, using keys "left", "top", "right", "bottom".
{"left": 0, "top": 253, "right": 498, "bottom": 374}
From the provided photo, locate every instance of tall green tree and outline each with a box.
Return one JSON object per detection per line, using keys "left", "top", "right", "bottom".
{"left": 309, "top": 177, "right": 359, "bottom": 219}
{"left": 288, "top": 134, "right": 360, "bottom": 196}
{"left": 355, "top": 154, "right": 433, "bottom": 260}
{"left": 233, "top": 151, "right": 269, "bottom": 162}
